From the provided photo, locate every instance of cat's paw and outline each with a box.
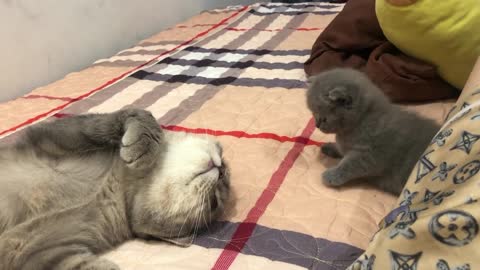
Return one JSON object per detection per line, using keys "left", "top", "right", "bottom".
{"left": 322, "top": 168, "right": 346, "bottom": 186}
{"left": 77, "top": 258, "right": 120, "bottom": 270}
{"left": 54, "top": 254, "right": 120, "bottom": 270}
{"left": 120, "top": 109, "right": 164, "bottom": 170}
{"left": 321, "top": 143, "right": 342, "bottom": 158}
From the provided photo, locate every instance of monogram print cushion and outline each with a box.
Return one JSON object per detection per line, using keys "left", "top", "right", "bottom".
{"left": 348, "top": 59, "right": 480, "bottom": 270}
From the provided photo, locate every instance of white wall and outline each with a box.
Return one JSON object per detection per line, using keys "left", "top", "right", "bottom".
{"left": 0, "top": 0, "right": 259, "bottom": 102}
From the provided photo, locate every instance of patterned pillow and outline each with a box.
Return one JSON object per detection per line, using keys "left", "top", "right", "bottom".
{"left": 347, "top": 59, "right": 480, "bottom": 270}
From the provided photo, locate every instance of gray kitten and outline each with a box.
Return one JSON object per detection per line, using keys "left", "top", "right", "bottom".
{"left": 306, "top": 68, "right": 440, "bottom": 195}
{"left": 0, "top": 109, "right": 230, "bottom": 270}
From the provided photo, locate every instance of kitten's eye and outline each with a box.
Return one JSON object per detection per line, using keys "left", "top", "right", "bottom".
{"left": 210, "top": 196, "right": 218, "bottom": 211}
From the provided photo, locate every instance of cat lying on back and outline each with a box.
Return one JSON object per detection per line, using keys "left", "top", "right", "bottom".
{"left": 306, "top": 68, "right": 440, "bottom": 195}
{"left": 0, "top": 109, "right": 230, "bottom": 270}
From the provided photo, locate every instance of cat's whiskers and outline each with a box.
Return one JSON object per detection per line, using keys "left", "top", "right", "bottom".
{"left": 182, "top": 185, "right": 205, "bottom": 242}
{"left": 200, "top": 191, "right": 210, "bottom": 232}
{"left": 176, "top": 198, "right": 196, "bottom": 240}
{"left": 191, "top": 198, "right": 202, "bottom": 242}
{"left": 198, "top": 194, "right": 205, "bottom": 232}
{"left": 166, "top": 206, "right": 176, "bottom": 239}
{"left": 206, "top": 193, "right": 212, "bottom": 226}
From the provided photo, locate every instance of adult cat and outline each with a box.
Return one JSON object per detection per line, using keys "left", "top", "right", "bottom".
{"left": 0, "top": 109, "right": 230, "bottom": 270}
{"left": 306, "top": 68, "right": 440, "bottom": 195}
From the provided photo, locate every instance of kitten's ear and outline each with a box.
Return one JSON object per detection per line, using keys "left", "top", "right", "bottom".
{"left": 159, "top": 234, "right": 195, "bottom": 247}
{"left": 328, "top": 87, "right": 352, "bottom": 107}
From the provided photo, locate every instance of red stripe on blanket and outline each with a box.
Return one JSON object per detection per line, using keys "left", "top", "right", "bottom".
{"left": 0, "top": 5, "right": 249, "bottom": 137}
{"left": 211, "top": 118, "right": 317, "bottom": 270}
{"left": 226, "top": 27, "right": 324, "bottom": 32}
{"left": 176, "top": 23, "right": 227, "bottom": 28}
{"left": 23, "top": 94, "right": 74, "bottom": 102}
{"left": 52, "top": 114, "right": 323, "bottom": 146}
{"left": 162, "top": 125, "right": 322, "bottom": 146}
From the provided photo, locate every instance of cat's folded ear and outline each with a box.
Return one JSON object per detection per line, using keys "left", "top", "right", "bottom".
{"left": 328, "top": 86, "right": 352, "bottom": 108}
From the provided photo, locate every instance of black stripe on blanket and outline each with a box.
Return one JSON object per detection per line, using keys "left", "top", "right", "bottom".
{"left": 183, "top": 47, "right": 311, "bottom": 56}
{"left": 131, "top": 71, "right": 306, "bottom": 89}
{"left": 193, "top": 221, "right": 363, "bottom": 270}
{"left": 161, "top": 58, "right": 304, "bottom": 70}
{"left": 248, "top": 10, "right": 339, "bottom": 16}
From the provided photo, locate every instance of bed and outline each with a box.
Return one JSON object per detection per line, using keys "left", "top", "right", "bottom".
{"left": 0, "top": 2, "right": 461, "bottom": 270}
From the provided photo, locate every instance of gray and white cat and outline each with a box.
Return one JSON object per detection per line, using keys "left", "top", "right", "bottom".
{"left": 0, "top": 109, "right": 230, "bottom": 270}
{"left": 306, "top": 68, "right": 440, "bottom": 195}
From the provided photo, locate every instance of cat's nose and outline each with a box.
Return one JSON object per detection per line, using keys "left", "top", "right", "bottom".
{"left": 209, "top": 157, "right": 222, "bottom": 169}
{"left": 207, "top": 159, "right": 215, "bottom": 170}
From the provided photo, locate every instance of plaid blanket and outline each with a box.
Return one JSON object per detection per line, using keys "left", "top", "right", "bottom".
{"left": 0, "top": 2, "right": 455, "bottom": 269}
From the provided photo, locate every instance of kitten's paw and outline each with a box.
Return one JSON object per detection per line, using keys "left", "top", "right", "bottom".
{"left": 322, "top": 169, "right": 345, "bottom": 186}
{"left": 321, "top": 143, "right": 342, "bottom": 159}
{"left": 120, "top": 110, "right": 164, "bottom": 170}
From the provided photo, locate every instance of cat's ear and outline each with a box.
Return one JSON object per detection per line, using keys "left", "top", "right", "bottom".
{"left": 328, "top": 87, "right": 352, "bottom": 107}
{"left": 159, "top": 234, "right": 195, "bottom": 247}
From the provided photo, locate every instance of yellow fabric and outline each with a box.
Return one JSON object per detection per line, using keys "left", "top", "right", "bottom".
{"left": 376, "top": 0, "right": 480, "bottom": 89}
{"left": 347, "top": 58, "right": 480, "bottom": 270}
